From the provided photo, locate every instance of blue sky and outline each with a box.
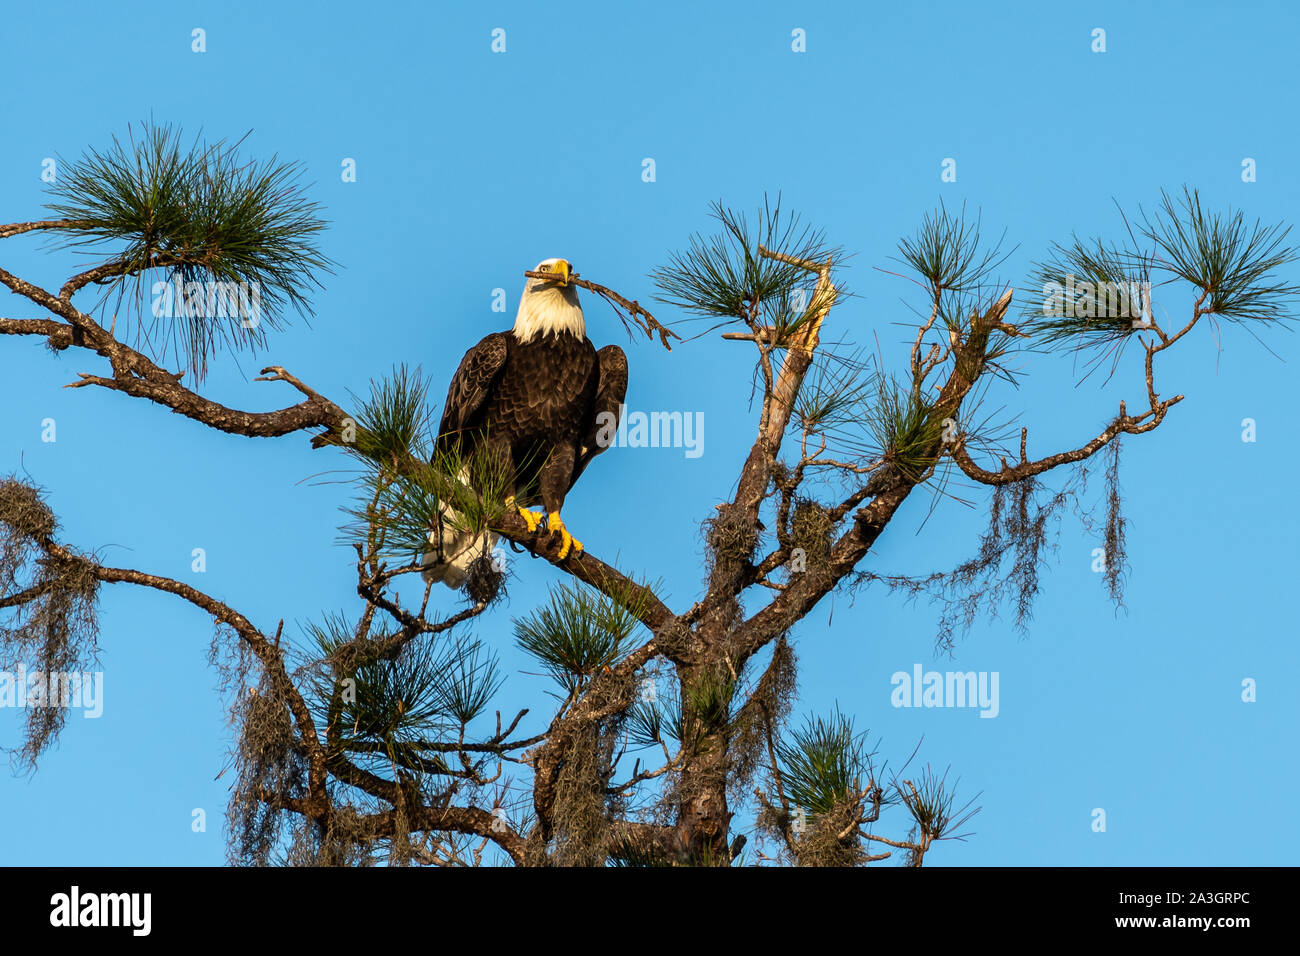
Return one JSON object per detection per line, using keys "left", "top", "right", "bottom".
{"left": 2, "top": 0, "right": 1297, "bottom": 865}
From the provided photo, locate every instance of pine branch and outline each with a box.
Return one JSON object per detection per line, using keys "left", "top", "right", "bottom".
{"left": 38, "top": 121, "right": 334, "bottom": 380}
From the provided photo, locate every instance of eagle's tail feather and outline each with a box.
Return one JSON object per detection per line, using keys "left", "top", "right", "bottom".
{"left": 421, "top": 503, "right": 497, "bottom": 589}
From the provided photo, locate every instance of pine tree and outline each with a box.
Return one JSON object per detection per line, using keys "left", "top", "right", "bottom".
{"left": 3, "top": 123, "right": 1296, "bottom": 865}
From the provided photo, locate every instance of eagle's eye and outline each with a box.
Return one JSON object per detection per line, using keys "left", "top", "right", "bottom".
{"left": 539, "top": 264, "right": 550, "bottom": 272}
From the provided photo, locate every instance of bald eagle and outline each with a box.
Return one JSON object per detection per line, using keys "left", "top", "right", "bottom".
{"left": 421, "top": 258, "right": 628, "bottom": 588}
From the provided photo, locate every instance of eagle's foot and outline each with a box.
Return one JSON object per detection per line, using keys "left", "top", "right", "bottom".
{"left": 546, "top": 511, "right": 583, "bottom": 559}
{"left": 505, "top": 496, "right": 545, "bottom": 533}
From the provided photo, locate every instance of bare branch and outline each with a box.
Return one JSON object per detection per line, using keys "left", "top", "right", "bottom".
{"left": 524, "top": 270, "right": 680, "bottom": 350}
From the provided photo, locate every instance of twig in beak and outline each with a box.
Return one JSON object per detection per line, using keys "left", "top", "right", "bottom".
{"left": 524, "top": 270, "right": 681, "bottom": 351}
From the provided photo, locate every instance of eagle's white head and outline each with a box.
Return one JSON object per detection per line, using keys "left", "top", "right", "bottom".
{"left": 512, "top": 257, "right": 585, "bottom": 343}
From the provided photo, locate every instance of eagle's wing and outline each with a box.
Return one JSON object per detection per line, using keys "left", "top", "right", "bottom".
{"left": 436, "top": 332, "right": 509, "bottom": 455}
{"left": 572, "top": 344, "right": 628, "bottom": 486}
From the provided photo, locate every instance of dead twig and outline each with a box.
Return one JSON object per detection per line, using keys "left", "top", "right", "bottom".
{"left": 524, "top": 270, "right": 680, "bottom": 351}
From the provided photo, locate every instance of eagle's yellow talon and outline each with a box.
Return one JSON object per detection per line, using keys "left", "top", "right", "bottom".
{"left": 505, "top": 496, "right": 545, "bottom": 533}
{"left": 519, "top": 507, "right": 545, "bottom": 534}
{"left": 547, "top": 511, "right": 583, "bottom": 559}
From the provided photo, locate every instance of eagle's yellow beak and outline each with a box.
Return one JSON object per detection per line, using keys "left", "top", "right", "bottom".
{"left": 553, "top": 259, "right": 571, "bottom": 286}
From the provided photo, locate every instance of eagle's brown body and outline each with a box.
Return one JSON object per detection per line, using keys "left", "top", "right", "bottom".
{"left": 435, "top": 330, "right": 627, "bottom": 515}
